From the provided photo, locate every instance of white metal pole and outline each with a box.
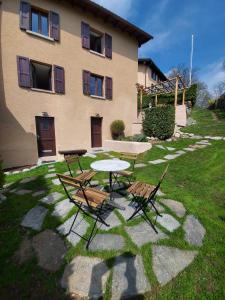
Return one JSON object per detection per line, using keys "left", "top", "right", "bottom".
{"left": 189, "top": 34, "right": 194, "bottom": 86}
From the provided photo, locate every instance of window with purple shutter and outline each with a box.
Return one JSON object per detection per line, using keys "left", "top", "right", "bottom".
{"left": 20, "top": 1, "right": 30, "bottom": 30}
{"left": 81, "top": 22, "right": 90, "bottom": 49}
{"left": 83, "top": 70, "right": 90, "bottom": 95}
{"left": 50, "top": 11, "right": 60, "bottom": 41}
{"left": 54, "top": 66, "right": 65, "bottom": 94}
{"left": 17, "top": 56, "right": 31, "bottom": 88}
{"left": 105, "top": 77, "right": 113, "bottom": 99}
{"left": 105, "top": 33, "right": 112, "bottom": 59}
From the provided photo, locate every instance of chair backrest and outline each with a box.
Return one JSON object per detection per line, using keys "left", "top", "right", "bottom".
{"left": 120, "top": 152, "right": 138, "bottom": 171}
{"left": 147, "top": 164, "right": 169, "bottom": 202}
{"left": 65, "top": 155, "right": 83, "bottom": 176}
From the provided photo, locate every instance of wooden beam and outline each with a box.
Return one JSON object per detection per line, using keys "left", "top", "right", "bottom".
{"left": 140, "top": 89, "right": 143, "bottom": 113}
{"left": 182, "top": 88, "right": 186, "bottom": 105}
{"left": 155, "top": 94, "right": 158, "bottom": 106}
{"left": 174, "top": 76, "right": 178, "bottom": 106}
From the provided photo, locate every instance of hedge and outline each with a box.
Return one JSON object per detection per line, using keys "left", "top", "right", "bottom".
{"left": 143, "top": 106, "right": 175, "bottom": 140}
{"left": 138, "top": 84, "right": 197, "bottom": 110}
{"left": 0, "top": 160, "right": 5, "bottom": 189}
{"left": 216, "top": 93, "right": 225, "bottom": 110}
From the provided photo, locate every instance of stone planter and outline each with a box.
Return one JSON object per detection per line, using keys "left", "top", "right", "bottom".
{"left": 103, "top": 140, "right": 152, "bottom": 153}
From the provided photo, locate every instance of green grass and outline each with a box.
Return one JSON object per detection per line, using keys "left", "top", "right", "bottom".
{"left": 1, "top": 118, "right": 225, "bottom": 299}
{"left": 182, "top": 108, "right": 225, "bottom": 136}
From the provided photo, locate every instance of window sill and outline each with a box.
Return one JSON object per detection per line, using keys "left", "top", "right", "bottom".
{"left": 26, "top": 30, "right": 54, "bottom": 42}
{"left": 90, "top": 95, "right": 106, "bottom": 100}
{"left": 89, "top": 50, "right": 105, "bottom": 58}
{"left": 31, "top": 88, "right": 55, "bottom": 94}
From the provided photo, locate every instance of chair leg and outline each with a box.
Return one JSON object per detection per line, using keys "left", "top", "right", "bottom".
{"left": 142, "top": 208, "right": 158, "bottom": 234}
{"left": 66, "top": 204, "right": 81, "bottom": 236}
{"left": 150, "top": 199, "right": 162, "bottom": 217}
{"left": 86, "top": 215, "right": 99, "bottom": 249}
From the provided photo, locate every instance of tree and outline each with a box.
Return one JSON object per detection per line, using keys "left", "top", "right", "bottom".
{"left": 213, "top": 58, "right": 225, "bottom": 98}
{"left": 196, "top": 81, "right": 211, "bottom": 108}
{"left": 168, "top": 64, "right": 199, "bottom": 86}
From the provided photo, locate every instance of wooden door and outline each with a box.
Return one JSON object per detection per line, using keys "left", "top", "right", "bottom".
{"left": 91, "top": 117, "right": 102, "bottom": 147}
{"left": 35, "top": 116, "right": 56, "bottom": 157}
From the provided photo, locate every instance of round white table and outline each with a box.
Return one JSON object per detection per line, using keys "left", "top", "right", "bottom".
{"left": 91, "top": 159, "right": 130, "bottom": 209}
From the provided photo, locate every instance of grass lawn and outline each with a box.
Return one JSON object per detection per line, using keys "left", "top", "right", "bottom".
{"left": 0, "top": 111, "right": 225, "bottom": 299}
{"left": 182, "top": 108, "right": 225, "bottom": 136}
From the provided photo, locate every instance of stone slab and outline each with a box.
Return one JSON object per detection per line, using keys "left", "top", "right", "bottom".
{"left": 13, "top": 236, "right": 33, "bottom": 265}
{"left": 148, "top": 159, "right": 167, "bottom": 165}
{"left": 156, "top": 213, "right": 180, "bottom": 232}
{"left": 32, "top": 190, "right": 45, "bottom": 197}
{"left": 126, "top": 221, "right": 168, "bottom": 247}
{"left": 159, "top": 199, "right": 186, "bottom": 217}
{"left": 152, "top": 245, "right": 198, "bottom": 286}
{"left": 52, "top": 178, "right": 61, "bottom": 185}
{"left": 156, "top": 189, "right": 165, "bottom": 197}
{"left": 57, "top": 214, "right": 89, "bottom": 246}
{"left": 20, "top": 176, "right": 37, "bottom": 184}
{"left": 167, "top": 147, "right": 176, "bottom": 151}
{"left": 32, "top": 229, "right": 66, "bottom": 272}
{"left": 90, "top": 180, "right": 99, "bottom": 186}
{"left": 111, "top": 255, "right": 151, "bottom": 300}
{"left": 89, "top": 234, "right": 125, "bottom": 251}
{"left": 61, "top": 256, "right": 110, "bottom": 298}
{"left": 155, "top": 145, "right": 165, "bottom": 150}
{"left": 175, "top": 150, "right": 186, "bottom": 155}
{"left": 0, "top": 193, "right": 7, "bottom": 203}
{"left": 164, "top": 154, "right": 181, "bottom": 160}
{"left": 183, "top": 147, "right": 196, "bottom": 152}
{"left": 40, "top": 192, "right": 64, "bottom": 205}
{"left": 134, "top": 163, "right": 147, "bottom": 168}
{"left": 52, "top": 198, "right": 74, "bottom": 218}
{"left": 45, "top": 173, "right": 56, "bottom": 179}
{"left": 97, "top": 211, "right": 121, "bottom": 231}
{"left": 183, "top": 215, "right": 206, "bottom": 246}
{"left": 21, "top": 206, "right": 48, "bottom": 231}
{"left": 15, "top": 189, "right": 32, "bottom": 195}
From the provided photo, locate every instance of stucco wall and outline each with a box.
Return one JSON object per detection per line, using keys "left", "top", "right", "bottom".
{"left": 138, "top": 64, "right": 156, "bottom": 87}
{"left": 0, "top": 0, "right": 138, "bottom": 168}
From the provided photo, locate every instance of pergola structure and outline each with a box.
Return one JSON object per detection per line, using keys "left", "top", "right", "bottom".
{"left": 137, "top": 75, "right": 187, "bottom": 112}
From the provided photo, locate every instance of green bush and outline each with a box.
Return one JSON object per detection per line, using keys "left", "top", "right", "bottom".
{"left": 208, "top": 99, "right": 216, "bottom": 110}
{"left": 110, "top": 120, "right": 125, "bottom": 140}
{"left": 0, "top": 160, "right": 5, "bottom": 189}
{"left": 216, "top": 93, "right": 225, "bottom": 110}
{"left": 132, "top": 134, "right": 148, "bottom": 142}
{"left": 143, "top": 106, "right": 175, "bottom": 140}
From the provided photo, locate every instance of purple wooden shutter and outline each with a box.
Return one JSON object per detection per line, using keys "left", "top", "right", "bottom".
{"left": 83, "top": 70, "right": 90, "bottom": 95}
{"left": 81, "top": 22, "right": 90, "bottom": 49}
{"left": 20, "top": 1, "right": 30, "bottom": 30}
{"left": 17, "top": 56, "right": 31, "bottom": 88}
{"left": 54, "top": 65, "right": 65, "bottom": 94}
{"left": 105, "top": 77, "right": 113, "bottom": 99}
{"left": 50, "top": 11, "right": 60, "bottom": 41}
{"left": 105, "top": 33, "right": 112, "bottom": 59}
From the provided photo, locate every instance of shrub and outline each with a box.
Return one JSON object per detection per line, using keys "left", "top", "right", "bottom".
{"left": 143, "top": 106, "right": 175, "bottom": 140}
{"left": 132, "top": 134, "right": 148, "bottom": 142}
{"left": 110, "top": 120, "right": 125, "bottom": 140}
{"left": 216, "top": 93, "right": 225, "bottom": 110}
{"left": 208, "top": 99, "right": 216, "bottom": 110}
{"left": 0, "top": 160, "right": 5, "bottom": 189}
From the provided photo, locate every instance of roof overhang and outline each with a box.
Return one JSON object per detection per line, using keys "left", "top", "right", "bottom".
{"left": 68, "top": 0, "right": 153, "bottom": 47}
{"left": 138, "top": 58, "right": 167, "bottom": 81}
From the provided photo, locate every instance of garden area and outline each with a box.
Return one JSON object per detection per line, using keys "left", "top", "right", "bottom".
{"left": 0, "top": 108, "right": 225, "bottom": 299}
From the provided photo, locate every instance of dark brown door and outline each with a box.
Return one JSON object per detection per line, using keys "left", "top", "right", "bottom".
{"left": 35, "top": 116, "right": 56, "bottom": 157}
{"left": 91, "top": 117, "right": 102, "bottom": 147}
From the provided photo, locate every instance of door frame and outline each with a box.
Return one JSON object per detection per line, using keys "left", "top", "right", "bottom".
{"left": 91, "top": 116, "right": 103, "bottom": 148}
{"left": 35, "top": 116, "right": 56, "bottom": 157}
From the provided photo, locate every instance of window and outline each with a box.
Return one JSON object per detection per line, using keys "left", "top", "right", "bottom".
{"left": 90, "top": 29, "right": 103, "bottom": 54}
{"left": 17, "top": 56, "right": 65, "bottom": 93}
{"left": 90, "top": 74, "right": 103, "bottom": 96}
{"left": 31, "top": 61, "right": 52, "bottom": 91}
{"left": 152, "top": 71, "right": 157, "bottom": 81}
{"left": 31, "top": 8, "right": 49, "bottom": 36}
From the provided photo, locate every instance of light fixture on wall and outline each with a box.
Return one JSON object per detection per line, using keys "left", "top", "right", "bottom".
{"left": 95, "top": 113, "right": 100, "bottom": 118}
{"left": 42, "top": 112, "right": 49, "bottom": 117}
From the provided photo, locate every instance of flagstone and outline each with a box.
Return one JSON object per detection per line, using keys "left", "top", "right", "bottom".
{"left": 159, "top": 199, "right": 186, "bottom": 217}
{"left": 0, "top": 193, "right": 7, "bottom": 203}
{"left": 156, "top": 189, "right": 165, "bottom": 196}
{"left": 40, "top": 192, "right": 63, "bottom": 204}
{"left": 134, "top": 163, "right": 147, "bottom": 168}
{"left": 63, "top": 171, "right": 70, "bottom": 175}
{"left": 126, "top": 222, "right": 168, "bottom": 247}
{"left": 61, "top": 256, "right": 110, "bottom": 298}
{"left": 167, "top": 147, "right": 176, "bottom": 151}
{"left": 164, "top": 154, "right": 181, "bottom": 160}
{"left": 156, "top": 213, "right": 180, "bottom": 232}
{"left": 111, "top": 255, "right": 151, "bottom": 300}
{"left": 45, "top": 173, "right": 56, "bottom": 178}
{"left": 155, "top": 145, "right": 165, "bottom": 150}
{"left": 20, "top": 176, "right": 38, "bottom": 184}
{"left": 183, "top": 147, "right": 196, "bottom": 152}
{"left": 90, "top": 180, "right": 99, "bottom": 186}
{"left": 57, "top": 214, "right": 89, "bottom": 246}
{"left": 21, "top": 206, "right": 48, "bottom": 231}
{"left": 148, "top": 159, "right": 167, "bottom": 165}
{"left": 32, "top": 229, "right": 67, "bottom": 272}
{"left": 52, "top": 178, "right": 61, "bottom": 185}
{"left": 32, "top": 190, "right": 45, "bottom": 197}
{"left": 89, "top": 234, "right": 125, "bottom": 251}
{"left": 152, "top": 245, "right": 198, "bottom": 286}
{"left": 52, "top": 198, "right": 74, "bottom": 218}
{"left": 176, "top": 150, "right": 186, "bottom": 155}
{"left": 15, "top": 189, "right": 32, "bottom": 195}
{"left": 97, "top": 211, "right": 121, "bottom": 231}
{"left": 183, "top": 215, "right": 206, "bottom": 246}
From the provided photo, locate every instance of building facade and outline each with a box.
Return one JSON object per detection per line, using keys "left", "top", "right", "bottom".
{"left": 138, "top": 58, "right": 167, "bottom": 88}
{"left": 0, "top": 0, "right": 151, "bottom": 168}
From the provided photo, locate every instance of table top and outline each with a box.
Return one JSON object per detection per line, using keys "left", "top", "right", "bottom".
{"left": 91, "top": 159, "right": 130, "bottom": 172}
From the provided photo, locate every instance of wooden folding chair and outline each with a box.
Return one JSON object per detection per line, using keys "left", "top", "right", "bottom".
{"left": 127, "top": 165, "right": 169, "bottom": 233}
{"left": 57, "top": 173, "right": 110, "bottom": 249}
{"left": 113, "top": 152, "right": 138, "bottom": 187}
{"left": 65, "top": 155, "right": 97, "bottom": 186}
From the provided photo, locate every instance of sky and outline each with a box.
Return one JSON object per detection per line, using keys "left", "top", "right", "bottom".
{"left": 93, "top": 0, "right": 225, "bottom": 93}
